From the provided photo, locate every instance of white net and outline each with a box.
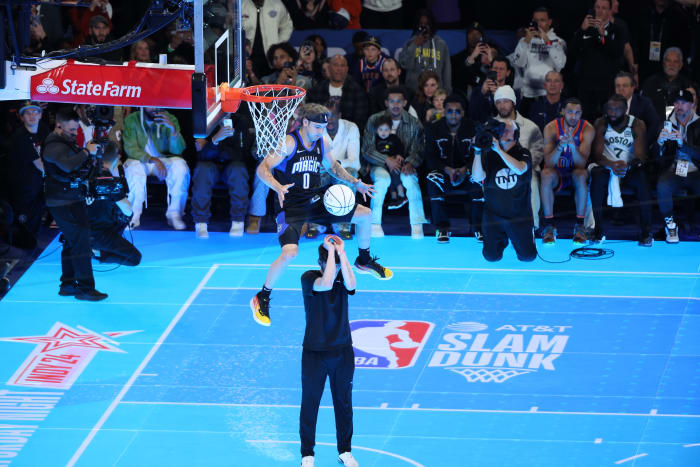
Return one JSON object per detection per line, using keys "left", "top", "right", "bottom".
{"left": 243, "top": 85, "right": 306, "bottom": 159}
{"left": 448, "top": 367, "right": 535, "bottom": 383}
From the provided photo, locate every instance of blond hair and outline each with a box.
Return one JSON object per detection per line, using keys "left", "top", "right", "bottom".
{"left": 298, "top": 103, "right": 330, "bottom": 120}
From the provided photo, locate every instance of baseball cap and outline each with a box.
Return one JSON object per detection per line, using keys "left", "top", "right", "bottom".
{"left": 467, "top": 22, "right": 484, "bottom": 35}
{"left": 494, "top": 85, "right": 516, "bottom": 104}
{"left": 363, "top": 35, "right": 382, "bottom": 50}
{"left": 672, "top": 89, "right": 695, "bottom": 104}
{"left": 90, "top": 15, "right": 110, "bottom": 28}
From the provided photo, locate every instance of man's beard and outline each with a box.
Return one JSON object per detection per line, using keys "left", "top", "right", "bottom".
{"left": 607, "top": 114, "right": 625, "bottom": 126}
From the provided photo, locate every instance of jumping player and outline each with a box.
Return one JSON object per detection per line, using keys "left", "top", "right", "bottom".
{"left": 251, "top": 103, "right": 393, "bottom": 327}
{"left": 540, "top": 98, "right": 594, "bottom": 245}
{"left": 300, "top": 235, "right": 358, "bottom": 467}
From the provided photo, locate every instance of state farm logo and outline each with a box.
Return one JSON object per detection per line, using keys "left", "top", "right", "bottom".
{"left": 429, "top": 321, "right": 572, "bottom": 383}
{"left": 35, "top": 78, "right": 59, "bottom": 94}
{"left": 34, "top": 77, "right": 141, "bottom": 98}
{"left": 0, "top": 322, "right": 139, "bottom": 389}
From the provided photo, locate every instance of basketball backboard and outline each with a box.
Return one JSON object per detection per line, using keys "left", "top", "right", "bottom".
{"left": 192, "top": 0, "right": 244, "bottom": 138}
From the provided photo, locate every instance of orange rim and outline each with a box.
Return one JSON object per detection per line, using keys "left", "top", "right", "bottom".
{"left": 220, "top": 83, "right": 306, "bottom": 104}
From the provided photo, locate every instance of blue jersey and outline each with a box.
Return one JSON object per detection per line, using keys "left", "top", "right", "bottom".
{"left": 554, "top": 117, "right": 589, "bottom": 170}
{"left": 274, "top": 130, "right": 325, "bottom": 208}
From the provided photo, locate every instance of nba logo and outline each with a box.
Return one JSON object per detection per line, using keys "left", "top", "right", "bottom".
{"left": 350, "top": 320, "right": 434, "bottom": 369}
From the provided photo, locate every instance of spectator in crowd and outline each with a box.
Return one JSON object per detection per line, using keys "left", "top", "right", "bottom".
{"left": 570, "top": 0, "right": 627, "bottom": 122}
{"left": 297, "top": 39, "right": 323, "bottom": 85}
{"left": 540, "top": 98, "right": 595, "bottom": 245}
{"left": 82, "top": 15, "right": 122, "bottom": 62}
{"left": 70, "top": 0, "right": 112, "bottom": 46}
{"left": 411, "top": 70, "right": 441, "bottom": 123}
{"left": 161, "top": 22, "right": 195, "bottom": 64}
{"left": 469, "top": 55, "right": 516, "bottom": 123}
{"left": 373, "top": 115, "right": 408, "bottom": 211}
{"left": 368, "top": 58, "right": 416, "bottom": 117}
{"left": 510, "top": 7, "right": 567, "bottom": 114}
{"left": 351, "top": 35, "right": 387, "bottom": 93}
{"left": 641, "top": 47, "right": 694, "bottom": 121}
{"left": 424, "top": 94, "right": 483, "bottom": 243}
{"left": 192, "top": 115, "right": 255, "bottom": 239}
{"left": 328, "top": 0, "right": 361, "bottom": 29}
{"left": 493, "top": 85, "right": 544, "bottom": 229}
{"left": 471, "top": 119, "right": 537, "bottom": 262}
{"left": 87, "top": 141, "right": 141, "bottom": 267}
{"left": 398, "top": 9, "right": 452, "bottom": 94}
{"left": 27, "top": 2, "right": 66, "bottom": 54}
{"left": 307, "top": 55, "right": 368, "bottom": 130}
{"left": 283, "top": 0, "right": 330, "bottom": 30}
{"left": 122, "top": 107, "right": 189, "bottom": 230}
{"left": 262, "top": 42, "right": 313, "bottom": 89}
{"left": 589, "top": 94, "right": 653, "bottom": 246}
{"left": 656, "top": 89, "right": 700, "bottom": 243}
{"left": 614, "top": 71, "right": 661, "bottom": 151}
{"left": 130, "top": 40, "right": 153, "bottom": 62}
{"left": 42, "top": 108, "right": 107, "bottom": 301}
{"left": 306, "top": 33, "right": 328, "bottom": 64}
{"left": 426, "top": 88, "right": 447, "bottom": 123}
{"left": 361, "top": 0, "right": 402, "bottom": 29}
{"left": 7, "top": 102, "right": 49, "bottom": 249}
{"left": 346, "top": 30, "right": 369, "bottom": 74}
{"left": 308, "top": 98, "right": 362, "bottom": 240}
{"left": 451, "top": 21, "right": 484, "bottom": 97}
{"left": 631, "top": 0, "right": 691, "bottom": 84}
{"left": 528, "top": 70, "right": 565, "bottom": 132}
{"left": 242, "top": 0, "right": 294, "bottom": 78}
{"left": 362, "top": 86, "right": 427, "bottom": 238}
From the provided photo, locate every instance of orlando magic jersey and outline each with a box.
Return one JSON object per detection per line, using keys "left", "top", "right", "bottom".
{"left": 603, "top": 115, "right": 635, "bottom": 163}
{"left": 554, "top": 117, "right": 589, "bottom": 170}
{"left": 274, "top": 131, "right": 324, "bottom": 208}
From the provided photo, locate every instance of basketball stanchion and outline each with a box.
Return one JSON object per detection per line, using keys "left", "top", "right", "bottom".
{"left": 220, "top": 83, "right": 306, "bottom": 159}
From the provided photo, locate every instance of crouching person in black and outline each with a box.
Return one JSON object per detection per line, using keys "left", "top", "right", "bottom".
{"left": 471, "top": 119, "right": 537, "bottom": 262}
{"left": 424, "top": 94, "right": 483, "bottom": 243}
{"left": 42, "top": 108, "right": 107, "bottom": 301}
{"left": 88, "top": 142, "right": 141, "bottom": 266}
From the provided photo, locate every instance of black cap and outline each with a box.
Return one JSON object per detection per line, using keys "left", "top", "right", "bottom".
{"left": 362, "top": 35, "right": 382, "bottom": 49}
{"left": 672, "top": 89, "right": 695, "bottom": 104}
{"left": 466, "top": 22, "right": 484, "bottom": 35}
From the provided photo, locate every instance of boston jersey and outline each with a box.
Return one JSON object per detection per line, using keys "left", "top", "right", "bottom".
{"left": 274, "top": 130, "right": 325, "bottom": 208}
{"left": 554, "top": 117, "right": 589, "bottom": 170}
{"left": 603, "top": 115, "right": 635, "bottom": 163}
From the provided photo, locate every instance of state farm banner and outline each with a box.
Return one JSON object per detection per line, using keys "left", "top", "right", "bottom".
{"left": 30, "top": 60, "right": 194, "bottom": 108}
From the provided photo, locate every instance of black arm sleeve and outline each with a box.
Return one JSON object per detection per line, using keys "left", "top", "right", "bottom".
{"left": 43, "top": 141, "right": 89, "bottom": 173}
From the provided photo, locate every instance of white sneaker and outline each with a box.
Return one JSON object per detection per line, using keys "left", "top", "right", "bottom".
{"left": 195, "top": 222, "right": 209, "bottom": 239}
{"left": 166, "top": 213, "right": 186, "bottom": 230}
{"left": 665, "top": 221, "right": 679, "bottom": 243}
{"left": 371, "top": 224, "right": 384, "bottom": 238}
{"left": 338, "top": 452, "right": 358, "bottom": 467}
{"left": 411, "top": 224, "right": 424, "bottom": 239}
{"left": 301, "top": 456, "right": 314, "bottom": 467}
{"left": 229, "top": 221, "right": 244, "bottom": 237}
{"left": 129, "top": 214, "right": 140, "bottom": 230}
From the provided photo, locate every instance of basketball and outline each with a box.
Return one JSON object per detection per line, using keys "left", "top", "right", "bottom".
{"left": 323, "top": 184, "right": 356, "bottom": 216}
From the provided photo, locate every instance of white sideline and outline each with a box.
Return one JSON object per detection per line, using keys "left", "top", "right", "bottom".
{"left": 66, "top": 264, "right": 220, "bottom": 467}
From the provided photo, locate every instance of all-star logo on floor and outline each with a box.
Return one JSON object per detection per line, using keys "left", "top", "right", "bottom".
{"left": 428, "top": 321, "right": 572, "bottom": 383}
{"left": 350, "top": 320, "right": 434, "bottom": 369}
{"left": 0, "top": 323, "right": 140, "bottom": 390}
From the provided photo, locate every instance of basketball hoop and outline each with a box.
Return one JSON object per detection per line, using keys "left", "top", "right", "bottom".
{"left": 220, "top": 83, "right": 306, "bottom": 159}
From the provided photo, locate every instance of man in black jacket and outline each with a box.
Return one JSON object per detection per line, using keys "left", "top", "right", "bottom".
{"left": 42, "top": 108, "right": 107, "bottom": 301}
{"left": 570, "top": 0, "right": 627, "bottom": 122}
{"left": 656, "top": 89, "right": 700, "bottom": 244}
{"left": 191, "top": 115, "right": 254, "bottom": 238}
{"left": 614, "top": 71, "right": 661, "bottom": 152}
{"left": 424, "top": 95, "right": 482, "bottom": 243}
{"left": 306, "top": 55, "right": 368, "bottom": 131}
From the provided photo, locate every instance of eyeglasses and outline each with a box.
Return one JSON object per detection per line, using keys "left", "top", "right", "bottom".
{"left": 446, "top": 109, "right": 462, "bottom": 114}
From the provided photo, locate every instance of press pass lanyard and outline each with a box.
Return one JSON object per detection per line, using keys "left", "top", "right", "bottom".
{"left": 649, "top": 17, "right": 666, "bottom": 62}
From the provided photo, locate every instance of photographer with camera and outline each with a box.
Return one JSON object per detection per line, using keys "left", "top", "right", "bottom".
{"left": 42, "top": 108, "right": 107, "bottom": 301}
{"left": 262, "top": 42, "right": 313, "bottom": 90}
{"left": 87, "top": 141, "right": 141, "bottom": 266}
{"left": 398, "top": 9, "right": 451, "bottom": 94}
{"left": 471, "top": 119, "right": 537, "bottom": 263}
{"left": 510, "top": 7, "right": 566, "bottom": 113}
{"left": 571, "top": 0, "right": 627, "bottom": 122}
{"left": 468, "top": 55, "right": 516, "bottom": 123}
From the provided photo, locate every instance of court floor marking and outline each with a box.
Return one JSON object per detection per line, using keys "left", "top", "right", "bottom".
{"left": 213, "top": 263, "right": 700, "bottom": 277}
{"left": 200, "top": 286, "right": 700, "bottom": 301}
{"left": 246, "top": 440, "right": 425, "bottom": 467}
{"left": 66, "top": 264, "right": 220, "bottom": 467}
{"left": 119, "top": 401, "right": 700, "bottom": 418}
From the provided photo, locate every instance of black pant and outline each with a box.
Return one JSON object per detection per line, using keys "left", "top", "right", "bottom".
{"left": 426, "top": 170, "right": 484, "bottom": 231}
{"left": 91, "top": 224, "right": 141, "bottom": 266}
{"left": 482, "top": 209, "right": 537, "bottom": 262}
{"left": 48, "top": 201, "right": 94, "bottom": 289}
{"left": 590, "top": 165, "right": 652, "bottom": 234}
{"left": 300, "top": 346, "right": 354, "bottom": 457}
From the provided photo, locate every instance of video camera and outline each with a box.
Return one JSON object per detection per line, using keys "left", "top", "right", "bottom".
{"left": 474, "top": 119, "right": 506, "bottom": 151}
{"left": 83, "top": 106, "right": 123, "bottom": 201}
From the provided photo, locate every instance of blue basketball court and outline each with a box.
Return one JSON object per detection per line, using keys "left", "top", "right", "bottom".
{"left": 0, "top": 231, "right": 698, "bottom": 466}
